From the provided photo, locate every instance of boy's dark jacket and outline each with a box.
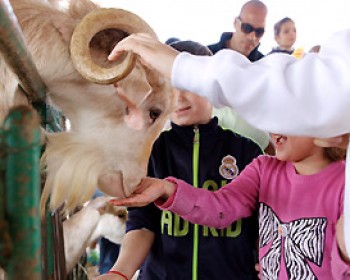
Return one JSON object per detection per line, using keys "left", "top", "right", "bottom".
{"left": 127, "top": 117, "right": 262, "bottom": 280}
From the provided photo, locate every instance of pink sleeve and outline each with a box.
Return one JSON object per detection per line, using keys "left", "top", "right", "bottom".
{"left": 155, "top": 158, "right": 261, "bottom": 228}
{"left": 154, "top": 178, "right": 178, "bottom": 208}
{"left": 331, "top": 236, "right": 350, "bottom": 279}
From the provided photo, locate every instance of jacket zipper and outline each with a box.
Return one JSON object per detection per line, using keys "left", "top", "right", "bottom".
{"left": 192, "top": 126, "right": 200, "bottom": 280}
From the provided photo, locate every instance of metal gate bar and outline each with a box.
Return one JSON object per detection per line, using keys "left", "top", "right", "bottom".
{"left": 0, "top": 0, "right": 65, "bottom": 279}
{"left": 2, "top": 106, "right": 41, "bottom": 280}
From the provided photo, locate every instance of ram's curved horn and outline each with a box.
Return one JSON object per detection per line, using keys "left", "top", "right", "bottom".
{"left": 70, "top": 8, "right": 157, "bottom": 84}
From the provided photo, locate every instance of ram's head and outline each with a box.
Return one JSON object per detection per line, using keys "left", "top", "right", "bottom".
{"left": 5, "top": 0, "right": 174, "bottom": 212}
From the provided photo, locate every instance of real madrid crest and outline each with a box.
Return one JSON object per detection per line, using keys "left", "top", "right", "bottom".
{"left": 219, "top": 155, "right": 239, "bottom": 180}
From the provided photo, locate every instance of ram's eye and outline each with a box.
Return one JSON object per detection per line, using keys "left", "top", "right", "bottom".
{"left": 149, "top": 108, "right": 162, "bottom": 122}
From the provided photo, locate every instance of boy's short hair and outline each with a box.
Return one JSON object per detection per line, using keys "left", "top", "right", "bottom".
{"left": 169, "top": 40, "right": 213, "bottom": 56}
{"left": 273, "top": 17, "right": 294, "bottom": 36}
{"left": 165, "top": 37, "right": 180, "bottom": 45}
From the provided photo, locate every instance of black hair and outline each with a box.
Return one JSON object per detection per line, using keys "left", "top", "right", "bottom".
{"left": 169, "top": 40, "right": 213, "bottom": 56}
{"left": 165, "top": 37, "right": 180, "bottom": 45}
{"left": 274, "top": 17, "right": 294, "bottom": 36}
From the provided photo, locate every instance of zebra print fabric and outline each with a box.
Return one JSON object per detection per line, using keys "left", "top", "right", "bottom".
{"left": 259, "top": 203, "right": 327, "bottom": 280}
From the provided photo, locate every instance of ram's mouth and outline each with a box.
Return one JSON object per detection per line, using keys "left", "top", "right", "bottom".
{"left": 98, "top": 171, "right": 127, "bottom": 198}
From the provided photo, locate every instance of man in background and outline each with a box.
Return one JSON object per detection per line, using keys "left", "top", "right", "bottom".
{"left": 209, "top": 0, "right": 274, "bottom": 155}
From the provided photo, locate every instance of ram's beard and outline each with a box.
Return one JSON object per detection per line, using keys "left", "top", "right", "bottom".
{"left": 41, "top": 133, "right": 105, "bottom": 214}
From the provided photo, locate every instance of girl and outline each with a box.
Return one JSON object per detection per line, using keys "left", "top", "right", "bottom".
{"left": 112, "top": 134, "right": 350, "bottom": 279}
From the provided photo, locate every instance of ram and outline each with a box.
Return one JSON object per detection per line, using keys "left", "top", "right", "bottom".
{"left": 0, "top": 0, "right": 174, "bottom": 212}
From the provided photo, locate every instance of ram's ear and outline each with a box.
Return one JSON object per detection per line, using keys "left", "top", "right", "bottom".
{"left": 51, "top": 15, "right": 77, "bottom": 44}
{"left": 43, "top": 0, "right": 86, "bottom": 44}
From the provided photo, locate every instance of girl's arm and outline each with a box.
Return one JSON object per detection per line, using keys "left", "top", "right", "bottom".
{"left": 110, "top": 177, "right": 177, "bottom": 207}
{"left": 110, "top": 30, "right": 350, "bottom": 138}
{"left": 171, "top": 29, "right": 350, "bottom": 138}
{"left": 112, "top": 159, "right": 261, "bottom": 229}
{"left": 336, "top": 215, "right": 350, "bottom": 263}
{"left": 331, "top": 215, "right": 350, "bottom": 279}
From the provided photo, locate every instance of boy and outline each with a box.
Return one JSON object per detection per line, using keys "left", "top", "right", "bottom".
{"left": 99, "top": 40, "right": 262, "bottom": 280}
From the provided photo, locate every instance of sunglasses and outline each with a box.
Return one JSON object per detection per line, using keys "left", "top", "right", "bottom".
{"left": 237, "top": 17, "right": 265, "bottom": 38}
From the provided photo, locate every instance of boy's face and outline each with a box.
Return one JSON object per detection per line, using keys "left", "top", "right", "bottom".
{"left": 270, "top": 134, "right": 324, "bottom": 163}
{"left": 275, "top": 21, "right": 296, "bottom": 50}
{"left": 171, "top": 89, "right": 212, "bottom": 126}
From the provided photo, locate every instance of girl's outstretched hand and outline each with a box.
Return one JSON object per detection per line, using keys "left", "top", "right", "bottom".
{"left": 110, "top": 177, "right": 176, "bottom": 207}
{"left": 108, "top": 33, "right": 179, "bottom": 79}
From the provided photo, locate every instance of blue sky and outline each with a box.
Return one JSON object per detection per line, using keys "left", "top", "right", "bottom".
{"left": 98, "top": 0, "right": 349, "bottom": 54}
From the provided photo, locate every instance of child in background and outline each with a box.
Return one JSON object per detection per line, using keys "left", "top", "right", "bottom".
{"left": 268, "top": 17, "right": 296, "bottom": 55}
{"left": 100, "top": 40, "right": 263, "bottom": 280}
{"left": 112, "top": 134, "right": 350, "bottom": 279}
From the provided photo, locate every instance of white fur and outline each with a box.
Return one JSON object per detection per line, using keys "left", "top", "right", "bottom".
{"left": 63, "top": 196, "right": 127, "bottom": 273}
{"left": 1, "top": 0, "right": 174, "bottom": 213}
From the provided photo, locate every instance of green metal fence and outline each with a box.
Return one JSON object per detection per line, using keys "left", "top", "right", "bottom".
{"left": 0, "top": 0, "right": 65, "bottom": 279}
{"left": 1, "top": 106, "right": 41, "bottom": 279}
